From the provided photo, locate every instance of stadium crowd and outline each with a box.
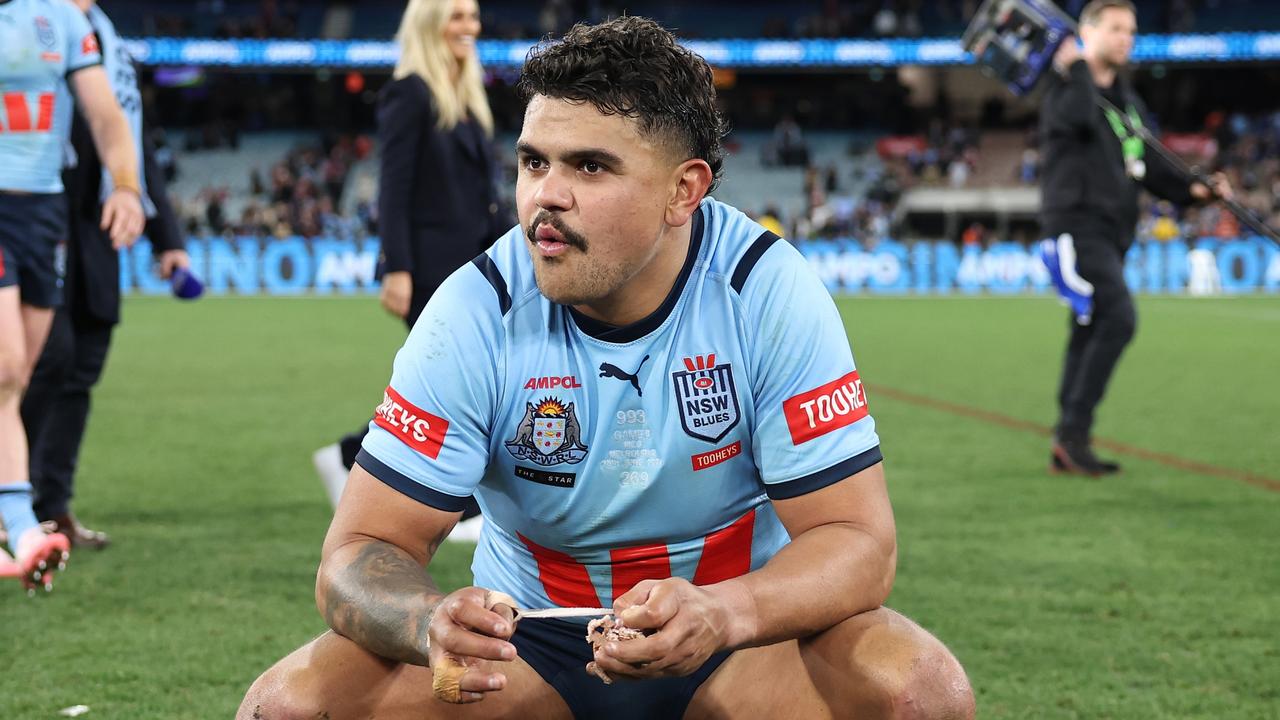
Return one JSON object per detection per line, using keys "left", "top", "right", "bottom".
{"left": 165, "top": 105, "right": 1280, "bottom": 248}
{"left": 108, "top": 0, "right": 1241, "bottom": 40}
{"left": 174, "top": 133, "right": 376, "bottom": 239}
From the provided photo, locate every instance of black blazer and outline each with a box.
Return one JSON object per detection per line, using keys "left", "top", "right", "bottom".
{"left": 63, "top": 108, "right": 184, "bottom": 326}
{"left": 1039, "top": 60, "right": 1195, "bottom": 248}
{"left": 376, "top": 75, "right": 509, "bottom": 318}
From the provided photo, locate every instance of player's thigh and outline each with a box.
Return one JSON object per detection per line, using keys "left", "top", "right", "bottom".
{"left": 0, "top": 286, "right": 26, "bottom": 385}
{"left": 686, "top": 607, "right": 972, "bottom": 720}
{"left": 239, "top": 630, "right": 572, "bottom": 720}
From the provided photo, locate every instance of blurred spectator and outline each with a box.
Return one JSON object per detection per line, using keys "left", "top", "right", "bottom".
{"left": 205, "top": 190, "right": 228, "bottom": 234}
{"left": 175, "top": 132, "right": 365, "bottom": 239}
{"left": 1019, "top": 147, "right": 1040, "bottom": 184}
{"left": 152, "top": 129, "right": 178, "bottom": 183}
{"left": 757, "top": 205, "right": 786, "bottom": 238}
{"left": 770, "top": 115, "right": 810, "bottom": 167}
{"left": 947, "top": 156, "right": 970, "bottom": 188}
{"left": 961, "top": 222, "right": 986, "bottom": 248}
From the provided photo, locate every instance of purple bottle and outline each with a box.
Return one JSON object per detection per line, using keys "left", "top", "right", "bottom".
{"left": 170, "top": 266, "right": 204, "bottom": 300}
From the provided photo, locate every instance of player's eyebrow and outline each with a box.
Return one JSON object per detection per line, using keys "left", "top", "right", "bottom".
{"left": 516, "top": 141, "right": 626, "bottom": 171}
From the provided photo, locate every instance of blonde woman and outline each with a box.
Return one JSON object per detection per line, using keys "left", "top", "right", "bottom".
{"left": 315, "top": 0, "right": 506, "bottom": 531}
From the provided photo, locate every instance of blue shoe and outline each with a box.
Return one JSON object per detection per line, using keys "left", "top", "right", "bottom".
{"left": 1040, "top": 234, "right": 1094, "bottom": 325}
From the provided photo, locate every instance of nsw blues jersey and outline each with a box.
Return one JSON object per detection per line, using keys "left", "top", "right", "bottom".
{"left": 360, "top": 197, "right": 882, "bottom": 611}
{"left": 0, "top": 0, "right": 101, "bottom": 193}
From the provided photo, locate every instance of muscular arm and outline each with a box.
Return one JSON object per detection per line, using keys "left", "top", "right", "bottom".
{"left": 315, "top": 463, "right": 461, "bottom": 666}
{"left": 716, "top": 461, "right": 896, "bottom": 649}
{"left": 68, "top": 66, "right": 137, "bottom": 192}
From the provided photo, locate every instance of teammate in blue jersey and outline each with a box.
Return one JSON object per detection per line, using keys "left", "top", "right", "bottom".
{"left": 0, "top": 0, "right": 144, "bottom": 592}
{"left": 242, "top": 17, "right": 974, "bottom": 720}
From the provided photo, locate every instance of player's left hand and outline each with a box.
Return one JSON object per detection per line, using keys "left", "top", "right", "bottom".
{"left": 157, "top": 249, "right": 191, "bottom": 279}
{"left": 101, "top": 188, "right": 145, "bottom": 249}
{"left": 1192, "top": 172, "right": 1233, "bottom": 202}
{"left": 591, "top": 577, "right": 732, "bottom": 679}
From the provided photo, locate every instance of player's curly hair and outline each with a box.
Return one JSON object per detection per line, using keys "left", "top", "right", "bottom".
{"left": 518, "top": 16, "right": 728, "bottom": 193}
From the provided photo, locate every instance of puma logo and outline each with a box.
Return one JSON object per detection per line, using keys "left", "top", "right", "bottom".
{"left": 599, "top": 355, "right": 650, "bottom": 396}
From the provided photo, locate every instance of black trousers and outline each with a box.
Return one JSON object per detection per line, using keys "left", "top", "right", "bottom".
{"left": 22, "top": 308, "right": 114, "bottom": 520}
{"left": 1056, "top": 236, "right": 1137, "bottom": 437}
{"left": 340, "top": 286, "right": 481, "bottom": 519}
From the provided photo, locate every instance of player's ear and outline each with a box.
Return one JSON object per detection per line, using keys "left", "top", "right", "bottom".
{"left": 665, "top": 158, "right": 712, "bottom": 227}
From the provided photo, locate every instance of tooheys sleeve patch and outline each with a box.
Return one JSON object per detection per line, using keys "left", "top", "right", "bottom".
{"left": 80, "top": 33, "right": 99, "bottom": 56}
{"left": 782, "top": 371, "right": 869, "bottom": 445}
{"left": 374, "top": 386, "right": 450, "bottom": 459}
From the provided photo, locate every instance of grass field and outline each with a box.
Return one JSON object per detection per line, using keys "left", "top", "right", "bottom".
{"left": 2, "top": 294, "right": 1278, "bottom": 719}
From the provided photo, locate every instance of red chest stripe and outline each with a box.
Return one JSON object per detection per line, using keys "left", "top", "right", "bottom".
{"left": 518, "top": 532, "right": 602, "bottom": 609}
{"left": 692, "top": 510, "right": 756, "bottom": 585}
{"left": 610, "top": 543, "right": 672, "bottom": 601}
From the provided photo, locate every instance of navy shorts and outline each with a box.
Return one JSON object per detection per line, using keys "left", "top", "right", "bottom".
{"left": 0, "top": 192, "right": 67, "bottom": 308}
{"left": 511, "top": 617, "right": 731, "bottom": 720}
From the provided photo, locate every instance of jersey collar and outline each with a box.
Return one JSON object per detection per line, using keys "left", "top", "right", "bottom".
{"left": 569, "top": 203, "right": 706, "bottom": 344}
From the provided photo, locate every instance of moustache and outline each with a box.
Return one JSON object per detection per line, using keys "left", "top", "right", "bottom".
{"left": 526, "top": 212, "right": 589, "bottom": 251}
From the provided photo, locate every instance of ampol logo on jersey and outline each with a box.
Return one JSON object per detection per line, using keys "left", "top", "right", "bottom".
{"left": 523, "top": 375, "right": 582, "bottom": 390}
{"left": 783, "top": 371, "right": 869, "bottom": 445}
{"left": 373, "top": 386, "right": 449, "bottom": 459}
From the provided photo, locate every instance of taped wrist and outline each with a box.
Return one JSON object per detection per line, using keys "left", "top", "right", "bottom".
{"left": 110, "top": 170, "right": 141, "bottom": 196}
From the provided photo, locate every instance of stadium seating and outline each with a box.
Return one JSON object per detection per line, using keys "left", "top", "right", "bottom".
{"left": 104, "top": 0, "right": 1280, "bottom": 39}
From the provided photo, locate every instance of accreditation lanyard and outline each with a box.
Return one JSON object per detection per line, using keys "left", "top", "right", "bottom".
{"left": 1104, "top": 103, "right": 1147, "bottom": 179}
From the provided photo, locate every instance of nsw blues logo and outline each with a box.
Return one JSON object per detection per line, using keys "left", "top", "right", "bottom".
{"left": 672, "top": 354, "right": 741, "bottom": 443}
{"left": 505, "top": 397, "right": 588, "bottom": 466}
{"left": 34, "top": 16, "right": 55, "bottom": 48}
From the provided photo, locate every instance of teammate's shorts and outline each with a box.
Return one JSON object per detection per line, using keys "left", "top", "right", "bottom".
{"left": 0, "top": 192, "right": 67, "bottom": 308}
{"left": 511, "top": 617, "right": 732, "bottom": 720}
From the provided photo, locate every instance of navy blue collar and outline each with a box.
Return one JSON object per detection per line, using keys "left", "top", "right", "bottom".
{"left": 570, "top": 205, "right": 705, "bottom": 344}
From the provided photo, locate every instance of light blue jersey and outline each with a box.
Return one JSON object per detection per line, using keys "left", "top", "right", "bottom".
{"left": 0, "top": 0, "right": 101, "bottom": 193}
{"left": 360, "top": 197, "right": 882, "bottom": 611}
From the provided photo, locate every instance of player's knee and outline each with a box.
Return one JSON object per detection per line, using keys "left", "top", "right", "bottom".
{"left": 816, "top": 612, "right": 974, "bottom": 720}
{"left": 0, "top": 355, "right": 27, "bottom": 404}
{"left": 237, "top": 666, "right": 328, "bottom": 720}
{"left": 881, "top": 642, "right": 975, "bottom": 720}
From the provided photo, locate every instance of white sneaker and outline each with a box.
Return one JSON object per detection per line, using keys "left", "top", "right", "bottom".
{"left": 445, "top": 514, "right": 484, "bottom": 543}
{"left": 312, "top": 444, "right": 349, "bottom": 508}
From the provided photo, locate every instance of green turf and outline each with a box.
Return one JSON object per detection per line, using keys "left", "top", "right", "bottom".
{"left": 1, "top": 294, "right": 1276, "bottom": 719}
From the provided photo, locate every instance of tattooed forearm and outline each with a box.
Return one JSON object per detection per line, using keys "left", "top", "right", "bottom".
{"left": 317, "top": 537, "right": 447, "bottom": 666}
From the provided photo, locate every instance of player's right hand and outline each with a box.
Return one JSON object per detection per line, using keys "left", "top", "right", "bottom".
{"left": 1053, "top": 36, "right": 1083, "bottom": 73}
{"left": 100, "top": 188, "right": 145, "bottom": 249}
{"left": 427, "top": 586, "right": 518, "bottom": 703}
{"left": 380, "top": 271, "right": 413, "bottom": 319}
{"left": 594, "top": 577, "right": 732, "bottom": 680}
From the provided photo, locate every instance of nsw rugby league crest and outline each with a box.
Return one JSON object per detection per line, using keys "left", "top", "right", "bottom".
{"left": 34, "top": 16, "right": 56, "bottom": 47}
{"left": 505, "top": 397, "right": 589, "bottom": 466}
{"left": 672, "top": 354, "right": 741, "bottom": 443}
